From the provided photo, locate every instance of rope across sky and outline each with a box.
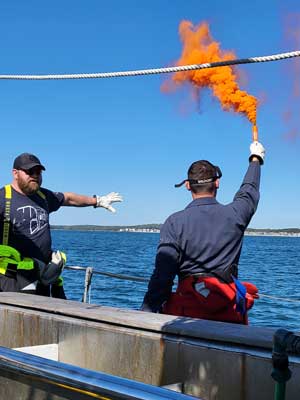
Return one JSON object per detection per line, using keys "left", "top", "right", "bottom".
{"left": 1, "top": 50, "right": 300, "bottom": 80}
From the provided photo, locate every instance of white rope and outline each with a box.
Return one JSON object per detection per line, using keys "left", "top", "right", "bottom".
{"left": 1, "top": 50, "right": 300, "bottom": 80}
{"left": 260, "top": 294, "right": 300, "bottom": 303}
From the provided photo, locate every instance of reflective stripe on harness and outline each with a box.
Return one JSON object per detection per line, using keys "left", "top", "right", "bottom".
{"left": 37, "top": 190, "right": 46, "bottom": 200}
{"left": 2, "top": 185, "right": 12, "bottom": 246}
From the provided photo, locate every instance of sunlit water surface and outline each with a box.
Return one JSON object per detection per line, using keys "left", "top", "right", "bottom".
{"left": 52, "top": 231, "right": 300, "bottom": 331}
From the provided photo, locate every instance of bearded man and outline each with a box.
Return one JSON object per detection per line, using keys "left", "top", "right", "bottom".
{"left": 0, "top": 153, "right": 122, "bottom": 297}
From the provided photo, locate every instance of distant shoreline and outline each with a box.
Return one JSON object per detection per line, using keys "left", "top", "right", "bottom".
{"left": 245, "top": 232, "right": 300, "bottom": 238}
{"left": 51, "top": 225, "right": 300, "bottom": 237}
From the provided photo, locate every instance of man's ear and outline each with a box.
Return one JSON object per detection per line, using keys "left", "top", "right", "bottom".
{"left": 185, "top": 181, "right": 191, "bottom": 191}
{"left": 215, "top": 179, "right": 220, "bottom": 190}
{"left": 12, "top": 169, "right": 18, "bottom": 179}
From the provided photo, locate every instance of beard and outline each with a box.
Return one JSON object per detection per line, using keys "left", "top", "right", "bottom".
{"left": 17, "top": 176, "right": 42, "bottom": 195}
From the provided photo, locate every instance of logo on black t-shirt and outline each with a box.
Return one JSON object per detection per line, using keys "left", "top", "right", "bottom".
{"left": 13, "top": 205, "right": 48, "bottom": 235}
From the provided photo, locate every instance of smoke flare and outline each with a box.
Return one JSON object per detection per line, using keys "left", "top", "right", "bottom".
{"left": 162, "top": 21, "right": 258, "bottom": 124}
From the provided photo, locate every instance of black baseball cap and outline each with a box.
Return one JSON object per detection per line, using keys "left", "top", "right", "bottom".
{"left": 174, "top": 160, "right": 222, "bottom": 188}
{"left": 13, "top": 153, "right": 46, "bottom": 171}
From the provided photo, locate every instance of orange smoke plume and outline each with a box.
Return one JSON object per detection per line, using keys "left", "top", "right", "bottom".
{"left": 162, "top": 21, "right": 258, "bottom": 125}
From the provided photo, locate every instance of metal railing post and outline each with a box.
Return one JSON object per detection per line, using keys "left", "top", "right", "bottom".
{"left": 82, "top": 267, "right": 93, "bottom": 303}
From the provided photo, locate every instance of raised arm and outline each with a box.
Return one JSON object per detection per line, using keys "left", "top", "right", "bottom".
{"left": 232, "top": 141, "right": 265, "bottom": 227}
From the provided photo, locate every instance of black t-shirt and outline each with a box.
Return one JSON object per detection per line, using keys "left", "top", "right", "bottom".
{"left": 0, "top": 186, "right": 64, "bottom": 263}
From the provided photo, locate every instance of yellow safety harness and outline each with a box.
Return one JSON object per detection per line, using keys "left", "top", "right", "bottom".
{"left": 0, "top": 185, "right": 45, "bottom": 276}
{"left": 1, "top": 185, "right": 65, "bottom": 290}
{"left": 2, "top": 184, "right": 12, "bottom": 246}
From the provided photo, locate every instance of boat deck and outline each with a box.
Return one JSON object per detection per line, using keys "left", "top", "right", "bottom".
{"left": 0, "top": 293, "right": 299, "bottom": 399}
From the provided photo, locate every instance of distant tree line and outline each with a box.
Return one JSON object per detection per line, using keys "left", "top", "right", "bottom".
{"left": 51, "top": 224, "right": 162, "bottom": 231}
{"left": 246, "top": 228, "right": 300, "bottom": 233}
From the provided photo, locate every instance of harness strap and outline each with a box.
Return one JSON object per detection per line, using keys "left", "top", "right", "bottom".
{"left": 1, "top": 185, "right": 42, "bottom": 276}
{"left": 3, "top": 185, "right": 12, "bottom": 245}
{"left": 0, "top": 186, "right": 48, "bottom": 278}
{"left": 37, "top": 190, "right": 46, "bottom": 200}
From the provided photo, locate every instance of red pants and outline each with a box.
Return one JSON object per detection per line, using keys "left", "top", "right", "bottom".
{"left": 162, "top": 276, "right": 258, "bottom": 325}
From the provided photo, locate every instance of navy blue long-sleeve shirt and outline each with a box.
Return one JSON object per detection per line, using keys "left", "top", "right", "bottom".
{"left": 142, "top": 161, "right": 261, "bottom": 312}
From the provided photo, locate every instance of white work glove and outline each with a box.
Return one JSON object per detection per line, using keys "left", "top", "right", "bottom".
{"left": 94, "top": 192, "right": 123, "bottom": 213}
{"left": 249, "top": 141, "right": 265, "bottom": 165}
{"left": 51, "top": 250, "right": 67, "bottom": 272}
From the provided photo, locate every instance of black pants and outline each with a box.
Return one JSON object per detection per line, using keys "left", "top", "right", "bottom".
{"left": 0, "top": 271, "right": 67, "bottom": 299}
{"left": 36, "top": 282, "right": 67, "bottom": 299}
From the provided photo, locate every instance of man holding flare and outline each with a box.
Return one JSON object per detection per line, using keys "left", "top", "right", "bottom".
{"left": 142, "top": 133, "right": 265, "bottom": 324}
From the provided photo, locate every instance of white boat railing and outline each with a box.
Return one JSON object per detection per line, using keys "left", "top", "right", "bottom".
{"left": 0, "top": 345, "right": 198, "bottom": 400}
{"left": 64, "top": 265, "right": 300, "bottom": 305}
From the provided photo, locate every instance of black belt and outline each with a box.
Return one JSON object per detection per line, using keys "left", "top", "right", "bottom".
{"left": 190, "top": 272, "right": 216, "bottom": 278}
{"left": 179, "top": 272, "right": 216, "bottom": 282}
{"left": 184, "top": 266, "right": 237, "bottom": 284}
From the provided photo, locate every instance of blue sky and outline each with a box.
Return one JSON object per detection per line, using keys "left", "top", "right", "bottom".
{"left": 0, "top": 0, "right": 299, "bottom": 228}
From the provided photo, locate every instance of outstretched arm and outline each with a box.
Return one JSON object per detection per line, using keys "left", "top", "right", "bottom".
{"left": 63, "top": 192, "right": 95, "bottom": 207}
{"left": 63, "top": 192, "right": 123, "bottom": 213}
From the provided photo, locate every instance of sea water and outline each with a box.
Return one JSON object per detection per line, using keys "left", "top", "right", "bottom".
{"left": 52, "top": 230, "right": 300, "bottom": 331}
